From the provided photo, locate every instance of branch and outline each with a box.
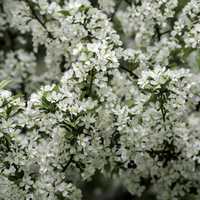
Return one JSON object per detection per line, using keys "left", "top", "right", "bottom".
{"left": 61, "top": 154, "right": 74, "bottom": 172}
{"left": 59, "top": 55, "right": 66, "bottom": 73}
{"left": 119, "top": 65, "right": 138, "bottom": 79}
{"left": 124, "top": 0, "right": 132, "bottom": 6}
{"left": 110, "top": 0, "right": 123, "bottom": 20}
{"left": 89, "top": 0, "right": 99, "bottom": 8}
{"left": 23, "top": 0, "right": 54, "bottom": 39}
{"left": 88, "top": 68, "right": 95, "bottom": 96}
{"left": 85, "top": 68, "right": 95, "bottom": 98}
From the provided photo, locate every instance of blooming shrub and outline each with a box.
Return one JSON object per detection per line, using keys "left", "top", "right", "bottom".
{"left": 1, "top": 0, "right": 200, "bottom": 199}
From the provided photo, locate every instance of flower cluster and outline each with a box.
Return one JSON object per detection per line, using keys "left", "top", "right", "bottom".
{"left": 1, "top": 0, "right": 200, "bottom": 200}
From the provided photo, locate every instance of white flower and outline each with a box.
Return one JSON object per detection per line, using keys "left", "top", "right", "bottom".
{"left": 0, "top": 90, "right": 11, "bottom": 99}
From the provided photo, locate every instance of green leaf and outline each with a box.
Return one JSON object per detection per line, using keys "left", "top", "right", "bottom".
{"left": 0, "top": 80, "right": 11, "bottom": 90}
{"left": 126, "top": 99, "right": 135, "bottom": 108}
{"left": 40, "top": 94, "right": 57, "bottom": 113}
{"left": 52, "top": 84, "right": 60, "bottom": 92}
{"left": 78, "top": 5, "right": 90, "bottom": 13}
{"left": 59, "top": 10, "right": 71, "bottom": 16}
{"left": 113, "top": 17, "right": 124, "bottom": 35}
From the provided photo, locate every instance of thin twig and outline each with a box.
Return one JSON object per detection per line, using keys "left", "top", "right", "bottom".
{"left": 61, "top": 154, "right": 74, "bottom": 172}
{"left": 124, "top": 0, "right": 132, "bottom": 6}
{"left": 120, "top": 65, "right": 138, "bottom": 79}
{"left": 23, "top": 0, "right": 54, "bottom": 39}
{"left": 88, "top": 68, "right": 95, "bottom": 96}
